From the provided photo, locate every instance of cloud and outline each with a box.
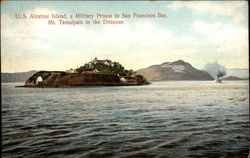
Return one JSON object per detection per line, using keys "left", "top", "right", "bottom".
{"left": 193, "top": 20, "right": 248, "bottom": 45}
{"left": 1, "top": 6, "right": 248, "bottom": 72}
{"left": 167, "top": 1, "right": 247, "bottom": 23}
{"left": 192, "top": 20, "right": 248, "bottom": 68}
{"left": 2, "top": 7, "right": 201, "bottom": 72}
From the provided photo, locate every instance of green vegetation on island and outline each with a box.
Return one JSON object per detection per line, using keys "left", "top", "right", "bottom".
{"left": 21, "top": 57, "right": 150, "bottom": 87}
{"left": 75, "top": 57, "right": 135, "bottom": 76}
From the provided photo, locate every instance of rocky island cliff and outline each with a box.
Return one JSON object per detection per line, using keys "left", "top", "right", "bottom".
{"left": 22, "top": 58, "right": 150, "bottom": 88}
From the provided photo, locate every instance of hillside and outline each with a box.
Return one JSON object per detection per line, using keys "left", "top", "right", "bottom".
{"left": 1, "top": 71, "right": 38, "bottom": 82}
{"left": 222, "top": 76, "right": 248, "bottom": 80}
{"left": 225, "top": 69, "right": 249, "bottom": 79}
{"left": 136, "top": 60, "right": 214, "bottom": 81}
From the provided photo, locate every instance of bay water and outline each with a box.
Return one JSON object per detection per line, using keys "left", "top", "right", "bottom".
{"left": 2, "top": 81, "right": 249, "bottom": 158}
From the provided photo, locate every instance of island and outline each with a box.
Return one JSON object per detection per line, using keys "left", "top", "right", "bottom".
{"left": 20, "top": 58, "right": 151, "bottom": 88}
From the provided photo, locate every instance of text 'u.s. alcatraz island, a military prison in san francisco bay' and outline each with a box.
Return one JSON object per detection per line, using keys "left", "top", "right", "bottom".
{"left": 26, "top": 13, "right": 167, "bottom": 25}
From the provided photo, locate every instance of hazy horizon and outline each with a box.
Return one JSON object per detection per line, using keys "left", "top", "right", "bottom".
{"left": 1, "top": 62, "right": 249, "bottom": 74}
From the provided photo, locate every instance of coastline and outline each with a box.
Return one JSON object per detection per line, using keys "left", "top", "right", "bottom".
{"left": 22, "top": 71, "right": 151, "bottom": 88}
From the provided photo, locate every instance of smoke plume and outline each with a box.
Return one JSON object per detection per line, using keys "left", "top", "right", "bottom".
{"left": 217, "top": 71, "right": 226, "bottom": 78}
{"left": 203, "top": 62, "right": 227, "bottom": 79}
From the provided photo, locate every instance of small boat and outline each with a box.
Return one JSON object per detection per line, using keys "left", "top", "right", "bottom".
{"left": 215, "top": 79, "right": 222, "bottom": 83}
{"left": 215, "top": 71, "right": 225, "bottom": 83}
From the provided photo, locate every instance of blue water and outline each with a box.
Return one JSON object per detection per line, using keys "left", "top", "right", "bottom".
{"left": 2, "top": 81, "right": 249, "bottom": 158}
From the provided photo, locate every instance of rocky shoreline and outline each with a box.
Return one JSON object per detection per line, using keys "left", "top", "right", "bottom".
{"left": 21, "top": 71, "right": 150, "bottom": 88}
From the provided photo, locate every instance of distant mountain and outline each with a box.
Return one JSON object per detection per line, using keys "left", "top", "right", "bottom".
{"left": 1, "top": 71, "right": 38, "bottom": 82}
{"left": 202, "top": 62, "right": 249, "bottom": 79}
{"left": 222, "top": 76, "right": 248, "bottom": 80}
{"left": 136, "top": 60, "right": 214, "bottom": 81}
{"left": 225, "top": 69, "right": 249, "bottom": 79}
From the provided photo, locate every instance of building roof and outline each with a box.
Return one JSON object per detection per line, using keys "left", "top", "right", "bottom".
{"left": 96, "top": 59, "right": 111, "bottom": 62}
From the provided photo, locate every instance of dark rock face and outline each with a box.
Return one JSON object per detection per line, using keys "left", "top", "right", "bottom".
{"left": 136, "top": 60, "right": 214, "bottom": 81}
{"left": 135, "top": 75, "right": 151, "bottom": 85}
{"left": 23, "top": 71, "right": 150, "bottom": 88}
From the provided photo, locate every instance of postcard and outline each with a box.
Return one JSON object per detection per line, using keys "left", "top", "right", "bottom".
{"left": 1, "top": 1, "right": 249, "bottom": 157}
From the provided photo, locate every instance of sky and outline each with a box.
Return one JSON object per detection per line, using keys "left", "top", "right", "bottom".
{"left": 1, "top": 1, "right": 248, "bottom": 73}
